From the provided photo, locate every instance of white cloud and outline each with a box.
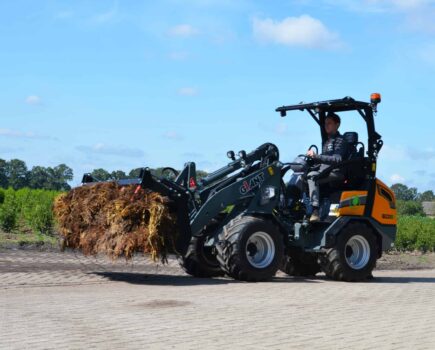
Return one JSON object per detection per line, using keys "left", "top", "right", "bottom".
{"left": 76, "top": 143, "right": 144, "bottom": 158}
{"left": 0, "top": 146, "right": 24, "bottom": 153}
{"left": 0, "top": 128, "right": 55, "bottom": 140}
{"left": 407, "top": 147, "right": 435, "bottom": 160}
{"left": 414, "top": 169, "right": 427, "bottom": 176}
{"left": 275, "top": 123, "right": 288, "bottom": 135}
{"left": 181, "top": 152, "right": 204, "bottom": 159}
{"left": 379, "top": 144, "right": 408, "bottom": 161}
{"left": 252, "top": 15, "right": 342, "bottom": 49}
{"left": 370, "top": 0, "right": 432, "bottom": 10}
{"left": 324, "top": 0, "right": 435, "bottom": 34}
{"left": 390, "top": 173, "right": 405, "bottom": 183}
{"left": 381, "top": 145, "right": 435, "bottom": 161}
{"left": 419, "top": 44, "right": 435, "bottom": 64}
{"left": 163, "top": 131, "right": 183, "bottom": 140}
{"left": 90, "top": 3, "right": 120, "bottom": 25}
{"left": 168, "top": 24, "right": 198, "bottom": 38}
{"left": 323, "top": 0, "right": 433, "bottom": 12}
{"left": 407, "top": 10, "right": 435, "bottom": 34}
{"left": 25, "top": 95, "right": 41, "bottom": 105}
{"left": 178, "top": 87, "right": 198, "bottom": 96}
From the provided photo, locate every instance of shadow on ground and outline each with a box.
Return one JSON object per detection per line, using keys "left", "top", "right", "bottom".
{"left": 93, "top": 272, "right": 235, "bottom": 286}
{"left": 370, "top": 276, "right": 435, "bottom": 284}
{"left": 94, "top": 272, "right": 435, "bottom": 286}
{"left": 93, "top": 272, "right": 323, "bottom": 285}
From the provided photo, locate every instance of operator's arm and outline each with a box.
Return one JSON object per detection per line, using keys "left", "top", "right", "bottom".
{"left": 313, "top": 137, "right": 348, "bottom": 165}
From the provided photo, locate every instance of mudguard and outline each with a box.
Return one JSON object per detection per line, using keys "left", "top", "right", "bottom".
{"left": 321, "top": 216, "right": 396, "bottom": 253}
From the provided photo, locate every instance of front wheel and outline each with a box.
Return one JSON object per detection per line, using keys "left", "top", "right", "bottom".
{"left": 216, "top": 215, "right": 284, "bottom": 282}
{"left": 319, "top": 222, "right": 378, "bottom": 281}
{"left": 178, "top": 235, "right": 224, "bottom": 278}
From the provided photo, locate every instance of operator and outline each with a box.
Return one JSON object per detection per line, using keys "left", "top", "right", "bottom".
{"left": 306, "top": 112, "right": 348, "bottom": 222}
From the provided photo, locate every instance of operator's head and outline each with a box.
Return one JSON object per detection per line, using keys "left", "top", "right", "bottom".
{"left": 325, "top": 112, "right": 341, "bottom": 136}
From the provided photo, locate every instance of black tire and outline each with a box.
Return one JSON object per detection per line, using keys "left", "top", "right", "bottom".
{"left": 319, "top": 222, "right": 378, "bottom": 282}
{"left": 280, "top": 252, "right": 320, "bottom": 277}
{"left": 178, "top": 235, "right": 224, "bottom": 278}
{"left": 216, "top": 215, "right": 284, "bottom": 282}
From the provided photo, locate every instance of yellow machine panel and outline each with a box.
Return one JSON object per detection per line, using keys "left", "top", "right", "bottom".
{"left": 338, "top": 191, "right": 368, "bottom": 216}
{"left": 372, "top": 179, "right": 397, "bottom": 225}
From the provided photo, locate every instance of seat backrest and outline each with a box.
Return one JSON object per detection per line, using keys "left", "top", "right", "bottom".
{"left": 343, "top": 131, "right": 358, "bottom": 144}
{"left": 341, "top": 131, "right": 365, "bottom": 188}
{"left": 343, "top": 131, "right": 360, "bottom": 159}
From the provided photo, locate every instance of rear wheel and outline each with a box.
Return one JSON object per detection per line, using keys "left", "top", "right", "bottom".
{"left": 216, "top": 215, "right": 284, "bottom": 282}
{"left": 179, "top": 235, "right": 224, "bottom": 278}
{"left": 319, "top": 222, "right": 378, "bottom": 281}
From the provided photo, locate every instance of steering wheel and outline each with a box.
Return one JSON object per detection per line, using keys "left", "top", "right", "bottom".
{"left": 299, "top": 144, "right": 318, "bottom": 163}
{"left": 296, "top": 154, "right": 319, "bottom": 172}
{"left": 297, "top": 154, "right": 313, "bottom": 161}
{"left": 308, "top": 144, "right": 318, "bottom": 154}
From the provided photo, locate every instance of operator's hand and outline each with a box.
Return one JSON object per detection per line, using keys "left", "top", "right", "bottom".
{"left": 306, "top": 149, "right": 316, "bottom": 158}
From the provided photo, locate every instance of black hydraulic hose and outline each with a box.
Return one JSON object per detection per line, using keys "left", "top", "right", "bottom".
{"left": 200, "top": 159, "right": 242, "bottom": 186}
{"left": 201, "top": 143, "right": 278, "bottom": 186}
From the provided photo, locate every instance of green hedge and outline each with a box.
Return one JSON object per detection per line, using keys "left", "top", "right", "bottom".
{"left": 396, "top": 216, "right": 435, "bottom": 252}
{"left": 0, "top": 188, "right": 61, "bottom": 234}
{"left": 396, "top": 200, "right": 425, "bottom": 216}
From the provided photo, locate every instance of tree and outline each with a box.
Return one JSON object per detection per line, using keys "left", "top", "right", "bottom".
{"left": 28, "top": 166, "right": 50, "bottom": 189}
{"left": 50, "top": 164, "right": 73, "bottom": 190}
{"left": 152, "top": 167, "right": 165, "bottom": 177}
{"left": 391, "top": 183, "right": 418, "bottom": 201}
{"left": 110, "top": 170, "right": 127, "bottom": 180}
{"left": 0, "top": 159, "right": 8, "bottom": 188}
{"left": 196, "top": 170, "right": 208, "bottom": 180}
{"left": 28, "top": 164, "right": 73, "bottom": 191}
{"left": 128, "top": 168, "right": 142, "bottom": 178}
{"left": 6, "top": 159, "right": 28, "bottom": 189}
{"left": 418, "top": 190, "right": 435, "bottom": 202}
{"left": 90, "top": 168, "right": 111, "bottom": 181}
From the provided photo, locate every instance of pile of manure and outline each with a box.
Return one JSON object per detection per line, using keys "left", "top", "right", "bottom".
{"left": 53, "top": 182, "right": 177, "bottom": 261}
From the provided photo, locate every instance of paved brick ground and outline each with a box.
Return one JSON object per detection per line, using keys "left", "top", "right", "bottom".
{"left": 1, "top": 249, "right": 435, "bottom": 349}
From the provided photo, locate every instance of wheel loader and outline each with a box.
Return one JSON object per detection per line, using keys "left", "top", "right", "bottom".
{"left": 82, "top": 94, "right": 397, "bottom": 282}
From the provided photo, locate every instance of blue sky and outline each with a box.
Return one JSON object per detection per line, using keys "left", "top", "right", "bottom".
{"left": 0, "top": 0, "right": 434, "bottom": 190}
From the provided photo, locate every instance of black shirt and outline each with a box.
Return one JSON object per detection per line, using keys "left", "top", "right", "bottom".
{"left": 313, "top": 132, "right": 348, "bottom": 165}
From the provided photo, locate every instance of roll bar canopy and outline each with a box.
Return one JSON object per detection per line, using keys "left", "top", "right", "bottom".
{"left": 275, "top": 96, "right": 383, "bottom": 160}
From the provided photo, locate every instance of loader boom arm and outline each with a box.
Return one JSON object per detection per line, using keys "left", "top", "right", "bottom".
{"left": 81, "top": 143, "right": 281, "bottom": 255}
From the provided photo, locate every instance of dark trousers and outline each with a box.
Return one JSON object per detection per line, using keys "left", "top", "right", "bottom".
{"left": 307, "top": 171, "right": 344, "bottom": 208}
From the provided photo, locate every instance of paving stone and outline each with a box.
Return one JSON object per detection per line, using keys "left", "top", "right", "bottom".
{"left": 1, "top": 249, "right": 434, "bottom": 349}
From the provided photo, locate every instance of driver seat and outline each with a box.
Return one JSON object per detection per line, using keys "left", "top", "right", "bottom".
{"left": 343, "top": 132, "right": 364, "bottom": 159}
{"left": 324, "top": 132, "right": 366, "bottom": 194}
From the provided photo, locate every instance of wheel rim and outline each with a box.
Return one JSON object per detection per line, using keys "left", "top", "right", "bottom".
{"left": 245, "top": 231, "right": 275, "bottom": 269}
{"left": 344, "top": 235, "right": 371, "bottom": 270}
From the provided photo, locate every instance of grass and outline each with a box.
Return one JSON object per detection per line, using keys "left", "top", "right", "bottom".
{"left": 0, "top": 230, "right": 59, "bottom": 248}
{"left": 377, "top": 250, "right": 435, "bottom": 270}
